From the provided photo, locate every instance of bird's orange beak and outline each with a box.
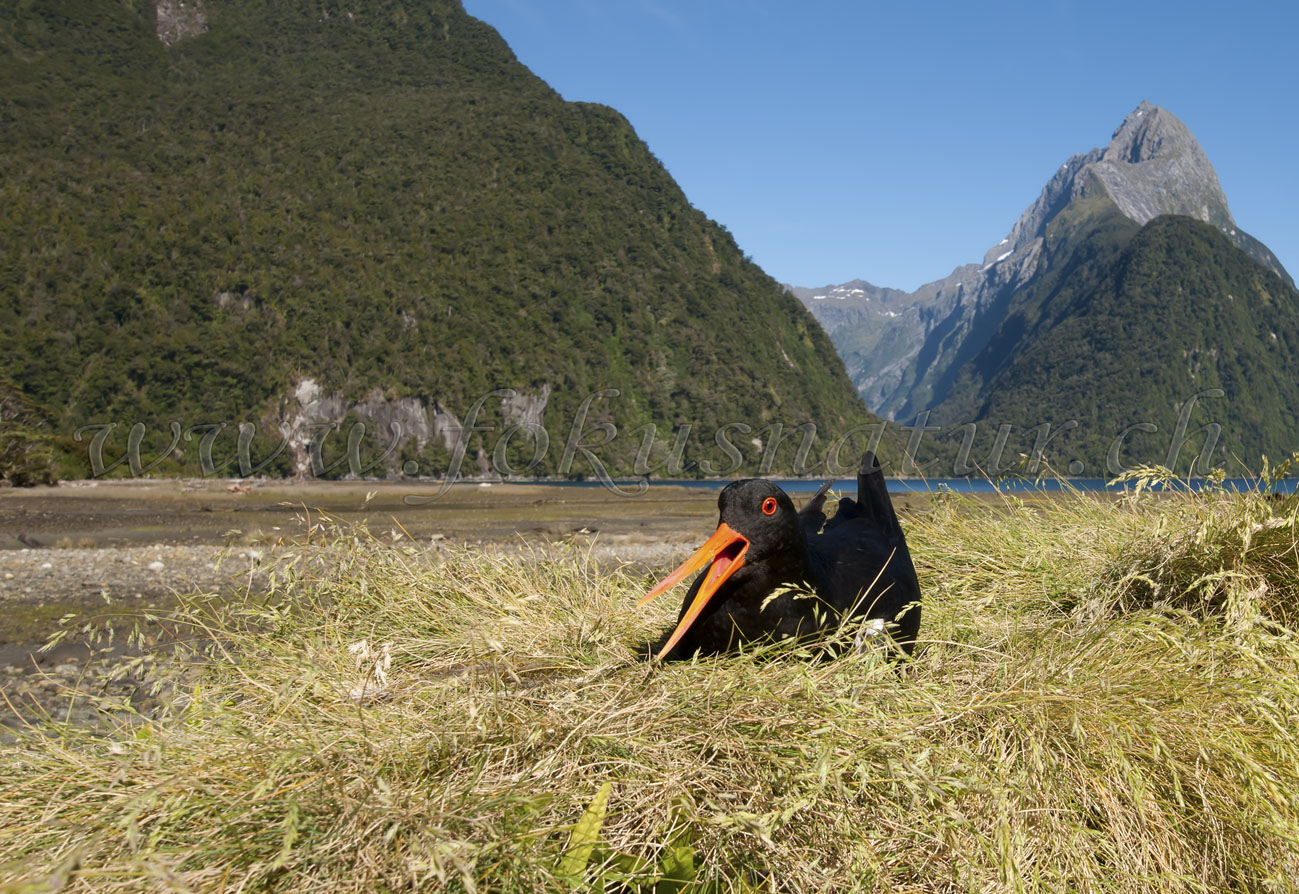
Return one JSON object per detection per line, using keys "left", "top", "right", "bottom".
{"left": 639, "top": 522, "right": 749, "bottom": 660}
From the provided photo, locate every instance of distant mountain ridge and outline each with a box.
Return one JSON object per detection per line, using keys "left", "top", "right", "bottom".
{"left": 798, "top": 102, "right": 1293, "bottom": 427}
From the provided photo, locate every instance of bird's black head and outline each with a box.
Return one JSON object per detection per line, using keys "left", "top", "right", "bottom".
{"left": 715, "top": 478, "right": 803, "bottom": 568}
{"left": 639, "top": 478, "right": 806, "bottom": 659}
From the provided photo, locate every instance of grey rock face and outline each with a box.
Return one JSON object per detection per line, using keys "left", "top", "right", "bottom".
{"left": 155, "top": 0, "right": 207, "bottom": 46}
{"left": 799, "top": 101, "right": 1292, "bottom": 421}
{"left": 430, "top": 401, "right": 464, "bottom": 452}
{"left": 354, "top": 391, "right": 435, "bottom": 448}
{"left": 995, "top": 148, "right": 1103, "bottom": 262}
{"left": 501, "top": 383, "right": 551, "bottom": 431}
{"left": 272, "top": 380, "right": 550, "bottom": 476}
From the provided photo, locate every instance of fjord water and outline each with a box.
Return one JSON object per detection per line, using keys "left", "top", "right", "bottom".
{"left": 496, "top": 477, "right": 1298, "bottom": 495}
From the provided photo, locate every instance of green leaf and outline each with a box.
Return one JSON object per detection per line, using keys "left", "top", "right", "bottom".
{"left": 556, "top": 780, "right": 612, "bottom": 880}
{"left": 656, "top": 842, "right": 696, "bottom": 892}
{"left": 655, "top": 802, "right": 697, "bottom": 893}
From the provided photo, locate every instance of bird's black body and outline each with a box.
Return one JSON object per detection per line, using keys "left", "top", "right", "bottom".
{"left": 645, "top": 452, "right": 921, "bottom": 660}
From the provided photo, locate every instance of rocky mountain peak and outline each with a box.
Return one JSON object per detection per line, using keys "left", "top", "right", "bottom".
{"left": 994, "top": 102, "right": 1234, "bottom": 263}
{"left": 1090, "top": 101, "right": 1233, "bottom": 230}
{"left": 1106, "top": 100, "right": 1184, "bottom": 164}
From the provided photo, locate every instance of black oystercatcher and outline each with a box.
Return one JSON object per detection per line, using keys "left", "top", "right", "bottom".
{"left": 640, "top": 452, "right": 921, "bottom": 660}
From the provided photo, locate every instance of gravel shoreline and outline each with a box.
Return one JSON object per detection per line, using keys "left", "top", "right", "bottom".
{"left": 0, "top": 543, "right": 271, "bottom": 739}
{"left": 0, "top": 536, "right": 693, "bottom": 739}
{"left": 0, "top": 543, "right": 269, "bottom": 606}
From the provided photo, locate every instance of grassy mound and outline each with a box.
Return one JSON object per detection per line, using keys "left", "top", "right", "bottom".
{"left": 4, "top": 485, "right": 1299, "bottom": 892}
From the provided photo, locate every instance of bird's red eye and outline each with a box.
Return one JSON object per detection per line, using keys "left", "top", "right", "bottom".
{"left": 762, "top": 497, "right": 778, "bottom": 515}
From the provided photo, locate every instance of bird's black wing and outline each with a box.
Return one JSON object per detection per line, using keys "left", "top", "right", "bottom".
{"left": 854, "top": 451, "right": 905, "bottom": 545}
{"left": 798, "top": 478, "right": 836, "bottom": 536}
{"left": 805, "top": 451, "right": 921, "bottom": 654}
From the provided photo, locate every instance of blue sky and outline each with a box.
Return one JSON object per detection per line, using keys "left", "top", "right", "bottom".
{"left": 462, "top": 0, "right": 1297, "bottom": 292}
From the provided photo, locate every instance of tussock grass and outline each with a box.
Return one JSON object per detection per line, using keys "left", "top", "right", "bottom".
{"left": 4, "top": 482, "right": 1299, "bottom": 892}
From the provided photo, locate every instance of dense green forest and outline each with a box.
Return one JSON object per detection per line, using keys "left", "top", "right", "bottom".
{"left": 0, "top": 0, "right": 879, "bottom": 481}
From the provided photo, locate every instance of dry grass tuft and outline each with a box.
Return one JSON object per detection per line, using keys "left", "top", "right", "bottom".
{"left": 4, "top": 484, "right": 1299, "bottom": 892}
